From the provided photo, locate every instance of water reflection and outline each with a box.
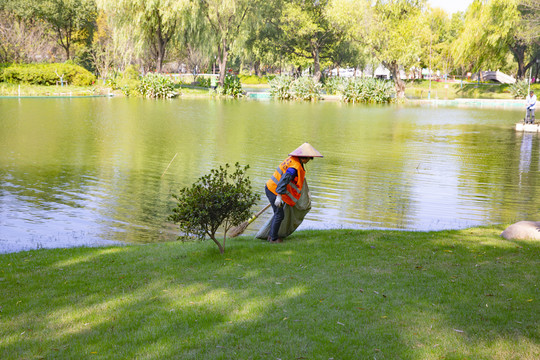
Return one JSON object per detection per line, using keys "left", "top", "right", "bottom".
{"left": 0, "top": 97, "right": 538, "bottom": 252}
{"left": 519, "top": 133, "right": 533, "bottom": 174}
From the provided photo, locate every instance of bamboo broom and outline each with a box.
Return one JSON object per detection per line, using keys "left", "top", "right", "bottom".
{"left": 228, "top": 203, "right": 271, "bottom": 238}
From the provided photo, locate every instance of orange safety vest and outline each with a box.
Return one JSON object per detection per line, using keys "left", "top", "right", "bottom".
{"left": 266, "top": 156, "right": 306, "bottom": 207}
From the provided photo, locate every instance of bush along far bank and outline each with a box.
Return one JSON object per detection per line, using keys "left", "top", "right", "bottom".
{"left": 0, "top": 62, "right": 96, "bottom": 86}
{"left": 115, "top": 73, "right": 245, "bottom": 99}
{"left": 269, "top": 75, "right": 396, "bottom": 103}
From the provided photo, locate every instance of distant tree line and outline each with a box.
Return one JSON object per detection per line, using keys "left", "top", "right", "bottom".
{"left": 0, "top": 0, "right": 538, "bottom": 97}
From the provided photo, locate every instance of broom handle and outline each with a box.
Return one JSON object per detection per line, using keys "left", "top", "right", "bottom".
{"left": 248, "top": 203, "right": 271, "bottom": 224}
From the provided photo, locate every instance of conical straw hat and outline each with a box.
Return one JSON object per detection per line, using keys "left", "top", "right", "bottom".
{"left": 289, "top": 143, "right": 323, "bottom": 158}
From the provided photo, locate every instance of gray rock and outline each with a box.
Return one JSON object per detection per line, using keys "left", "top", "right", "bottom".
{"left": 501, "top": 221, "right": 540, "bottom": 240}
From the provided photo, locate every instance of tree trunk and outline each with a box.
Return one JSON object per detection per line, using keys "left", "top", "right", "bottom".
{"left": 509, "top": 41, "right": 526, "bottom": 79}
{"left": 254, "top": 59, "right": 261, "bottom": 77}
{"left": 156, "top": 41, "right": 165, "bottom": 73}
{"left": 218, "top": 39, "right": 229, "bottom": 87}
{"left": 384, "top": 60, "right": 405, "bottom": 98}
{"left": 312, "top": 43, "right": 322, "bottom": 83}
{"left": 210, "top": 236, "right": 224, "bottom": 254}
{"left": 56, "top": 27, "right": 71, "bottom": 60}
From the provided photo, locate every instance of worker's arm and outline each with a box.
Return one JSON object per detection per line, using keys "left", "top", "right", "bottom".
{"left": 273, "top": 167, "right": 298, "bottom": 207}
{"left": 276, "top": 167, "right": 297, "bottom": 194}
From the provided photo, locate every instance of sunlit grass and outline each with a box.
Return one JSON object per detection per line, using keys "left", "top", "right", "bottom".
{"left": 0, "top": 226, "right": 538, "bottom": 359}
{"left": 0, "top": 83, "right": 111, "bottom": 96}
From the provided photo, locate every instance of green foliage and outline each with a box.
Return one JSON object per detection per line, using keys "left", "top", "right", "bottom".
{"left": 72, "top": 72, "right": 96, "bottom": 86}
{"left": 197, "top": 77, "right": 212, "bottom": 87}
{"left": 269, "top": 75, "right": 322, "bottom": 101}
{"left": 291, "top": 75, "right": 322, "bottom": 101}
{"left": 121, "top": 85, "right": 139, "bottom": 97}
{"left": 323, "top": 77, "right": 348, "bottom": 95}
{"left": 269, "top": 75, "right": 294, "bottom": 100}
{"left": 272, "top": 75, "right": 393, "bottom": 103}
{"left": 215, "top": 75, "right": 244, "bottom": 98}
{"left": 105, "top": 68, "right": 141, "bottom": 90}
{"left": 342, "top": 78, "right": 395, "bottom": 104}
{"left": 137, "top": 73, "right": 178, "bottom": 98}
{"left": 238, "top": 75, "right": 271, "bottom": 84}
{"left": 123, "top": 65, "right": 140, "bottom": 80}
{"left": 169, "top": 163, "right": 258, "bottom": 254}
{"left": 0, "top": 63, "right": 96, "bottom": 85}
{"left": 509, "top": 80, "right": 529, "bottom": 99}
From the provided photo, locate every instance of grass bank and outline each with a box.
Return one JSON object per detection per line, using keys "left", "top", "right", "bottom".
{"left": 0, "top": 83, "right": 110, "bottom": 97}
{"left": 405, "top": 80, "right": 539, "bottom": 100}
{"left": 1, "top": 227, "right": 538, "bottom": 359}
{"left": 3, "top": 79, "right": 539, "bottom": 100}
{"left": 0, "top": 83, "right": 215, "bottom": 98}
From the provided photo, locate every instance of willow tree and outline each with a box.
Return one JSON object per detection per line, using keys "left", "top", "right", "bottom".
{"left": 98, "top": 0, "right": 189, "bottom": 72}
{"left": 453, "top": 0, "right": 538, "bottom": 79}
{"left": 197, "top": 0, "right": 261, "bottom": 86}
{"left": 241, "top": 0, "right": 284, "bottom": 76}
{"left": 277, "top": 0, "right": 346, "bottom": 82}
{"left": 329, "top": 0, "right": 428, "bottom": 98}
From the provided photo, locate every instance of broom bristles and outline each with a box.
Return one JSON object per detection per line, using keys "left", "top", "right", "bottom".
{"left": 228, "top": 220, "right": 250, "bottom": 238}
{"left": 228, "top": 203, "right": 271, "bottom": 238}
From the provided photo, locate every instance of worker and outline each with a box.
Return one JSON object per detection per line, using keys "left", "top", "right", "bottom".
{"left": 265, "top": 143, "right": 323, "bottom": 243}
{"left": 525, "top": 90, "right": 536, "bottom": 124}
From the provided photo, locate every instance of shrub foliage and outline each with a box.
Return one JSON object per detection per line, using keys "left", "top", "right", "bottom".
{"left": 0, "top": 63, "right": 96, "bottom": 85}
{"left": 137, "top": 73, "right": 178, "bottom": 98}
{"left": 509, "top": 80, "right": 529, "bottom": 99}
{"left": 269, "top": 75, "right": 321, "bottom": 101}
{"left": 215, "top": 75, "right": 244, "bottom": 98}
{"left": 271, "top": 75, "right": 394, "bottom": 103}
{"left": 169, "top": 163, "right": 258, "bottom": 254}
{"left": 341, "top": 77, "right": 395, "bottom": 103}
{"left": 269, "top": 75, "right": 294, "bottom": 100}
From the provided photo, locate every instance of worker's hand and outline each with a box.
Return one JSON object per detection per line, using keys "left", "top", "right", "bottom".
{"left": 274, "top": 194, "right": 283, "bottom": 208}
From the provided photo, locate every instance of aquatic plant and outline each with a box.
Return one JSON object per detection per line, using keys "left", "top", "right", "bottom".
{"left": 215, "top": 75, "right": 244, "bottom": 98}
{"left": 269, "top": 75, "right": 321, "bottom": 101}
{"left": 269, "top": 75, "right": 294, "bottom": 100}
{"left": 509, "top": 80, "right": 529, "bottom": 99}
{"left": 341, "top": 77, "right": 395, "bottom": 103}
{"left": 291, "top": 76, "right": 322, "bottom": 101}
{"left": 137, "top": 73, "right": 178, "bottom": 98}
{"left": 323, "top": 77, "right": 347, "bottom": 95}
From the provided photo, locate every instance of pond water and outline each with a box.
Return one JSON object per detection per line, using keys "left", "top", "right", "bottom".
{"left": 1, "top": 97, "right": 538, "bottom": 252}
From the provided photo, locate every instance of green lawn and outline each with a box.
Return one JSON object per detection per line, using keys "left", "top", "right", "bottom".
{"left": 1, "top": 227, "right": 538, "bottom": 359}
{"left": 405, "top": 80, "right": 539, "bottom": 100}
{"left": 0, "top": 83, "right": 110, "bottom": 97}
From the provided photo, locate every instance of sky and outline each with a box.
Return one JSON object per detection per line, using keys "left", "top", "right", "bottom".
{"left": 428, "top": 0, "right": 474, "bottom": 14}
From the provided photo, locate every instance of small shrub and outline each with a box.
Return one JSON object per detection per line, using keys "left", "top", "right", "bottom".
{"left": 0, "top": 63, "right": 96, "bottom": 85}
{"left": 216, "top": 75, "right": 244, "bottom": 98}
{"left": 341, "top": 78, "right": 395, "bottom": 103}
{"left": 137, "top": 73, "right": 178, "bottom": 98}
{"left": 121, "top": 85, "right": 139, "bottom": 97}
{"left": 198, "top": 77, "right": 212, "bottom": 88}
{"left": 169, "top": 163, "right": 258, "bottom": 254}
{"left": 269, "top": 75, "right": 294, "bottom": 100}
{"left": 323, "top": 77, "right": 347, "bottom": 95}
{"left": 291, "top": 76, "right": 322, "bottom": 101}
{"left": 72, "top": 72, "right": 95, "bottom": 86}
{"left": 509, "top": 80, "right": 529, "bottom": 99}
{"left": 123, "top": 65, "right": 140, "bottom": 80}
{"left": 269, "top": 76, "right": 322, "bottom": 101}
